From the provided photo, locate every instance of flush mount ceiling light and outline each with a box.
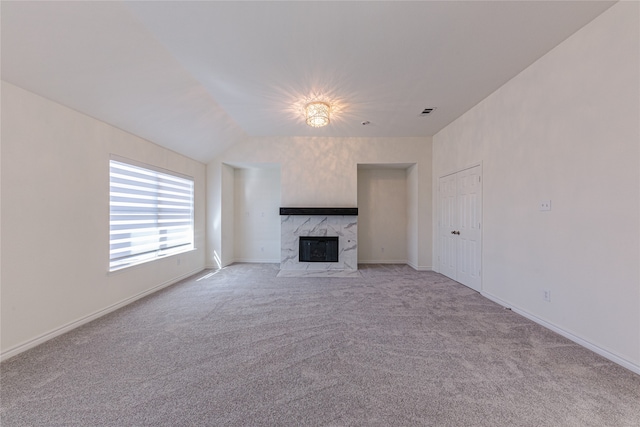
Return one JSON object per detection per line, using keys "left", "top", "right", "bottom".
{"left": 305, "top": 102, "right": 330, "bottom": 128}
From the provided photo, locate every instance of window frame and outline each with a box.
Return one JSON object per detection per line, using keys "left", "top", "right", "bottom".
{"left": 109, "top": 155, "right": 195, "bottom": 272}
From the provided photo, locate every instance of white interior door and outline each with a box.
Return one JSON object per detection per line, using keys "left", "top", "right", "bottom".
{"left": 438, "top": 166, "right": 482, "bottom": 292}
{"left": 438, "top": 173, "right": 457, "bottom": 279}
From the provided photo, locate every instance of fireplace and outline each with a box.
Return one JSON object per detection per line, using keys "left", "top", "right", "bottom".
{"left": 299, "top": 236, "right": 339, "bottom": 262}
{"left": 280, "top": 207, "right": 358, "bottom": 272}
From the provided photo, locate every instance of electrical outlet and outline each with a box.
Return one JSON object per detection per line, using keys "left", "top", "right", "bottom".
{"left": 381, "top": 247, "right": 385, "bottom": 253}
{"left": 543, "top": 289, "right": 551, "bottom": 302}
{"left": 540, "top": 200, "right": 551, "bottom": 211}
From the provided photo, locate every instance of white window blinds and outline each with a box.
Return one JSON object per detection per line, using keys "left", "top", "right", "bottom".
{"left": 109, "top": 159, "right": 194, "bottom": 271}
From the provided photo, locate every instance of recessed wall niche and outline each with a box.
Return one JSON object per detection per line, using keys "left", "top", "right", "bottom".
{"left": 357, "top": 164, "right": 414, "bottom": 264}
{"left": 230, "top": 165, "right": 282, "bottom": 263}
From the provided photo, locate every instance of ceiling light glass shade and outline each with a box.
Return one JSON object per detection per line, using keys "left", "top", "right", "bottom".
{"left": 305, "top": 102, "right": 330, "bottom": 127}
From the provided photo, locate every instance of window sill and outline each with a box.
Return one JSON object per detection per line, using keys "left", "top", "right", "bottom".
{"left": 108, "top": 247, "right": 196, "bottom": 275}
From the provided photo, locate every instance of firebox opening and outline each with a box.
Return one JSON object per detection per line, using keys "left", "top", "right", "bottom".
{"left": 299, "top": 236, "right": 339, "bottom": 262}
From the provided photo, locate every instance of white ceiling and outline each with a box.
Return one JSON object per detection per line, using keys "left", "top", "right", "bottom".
{"left": 1, "top": 1, "right": 615, "bottom": 163}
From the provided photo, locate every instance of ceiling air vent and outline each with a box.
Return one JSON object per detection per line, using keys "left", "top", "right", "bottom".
{"left": 420, "top": 108, "right": 436, "bottom": 116}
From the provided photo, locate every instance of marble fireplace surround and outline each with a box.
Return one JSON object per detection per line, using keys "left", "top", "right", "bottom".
{"left": 279, "top": 208, "right": 358, "bottom": 274}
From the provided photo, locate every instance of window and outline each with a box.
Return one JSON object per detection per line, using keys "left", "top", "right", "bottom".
{"left": 109, "top": 158, "right": 194, "bottom": 271}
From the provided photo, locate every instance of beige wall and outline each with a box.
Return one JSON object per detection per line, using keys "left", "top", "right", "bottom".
{"left": 1, "top": 82, "right": 207, "bottom": 359}
{"left": 233, "top": 167, "right": 281, "bottom": 262}
{"left": 433, "top": 2, "right": 640, "bottom": 372}
{"left": 406, "top": 164, "right": 420, "bottom": 268}
{"left": 207, "top": 136, "right": 433, "bottom": 270}
{"left": 357, "top": 168, "right": 408, "bottom": 263}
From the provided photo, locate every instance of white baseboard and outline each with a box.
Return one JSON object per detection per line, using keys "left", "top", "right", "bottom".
{"left": 0, "top": 268, "right": 205, "bottom": 362}
{"left": 358, "top": 259, "right": 408, "bottom": 265}
{"left": 407, "top": 261, "right": 433, "bottom": 271}
{"left": 481, "top": 291, "right": 640, "bottom": 375}
{"left": 232, "top": 258, "right": 280, "bottom": 264}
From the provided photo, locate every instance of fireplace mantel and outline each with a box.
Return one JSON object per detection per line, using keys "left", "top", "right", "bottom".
{"left": 279, "top": 207, "right": 358, "bottom": 216}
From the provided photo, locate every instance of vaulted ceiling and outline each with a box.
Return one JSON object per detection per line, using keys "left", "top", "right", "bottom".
{"left": 1, "top": 1, "right": 615, "bottom": 163}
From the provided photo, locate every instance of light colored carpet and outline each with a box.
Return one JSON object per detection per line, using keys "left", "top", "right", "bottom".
{"left": 1, "top": 263, "right": 638, "bottom": 426}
